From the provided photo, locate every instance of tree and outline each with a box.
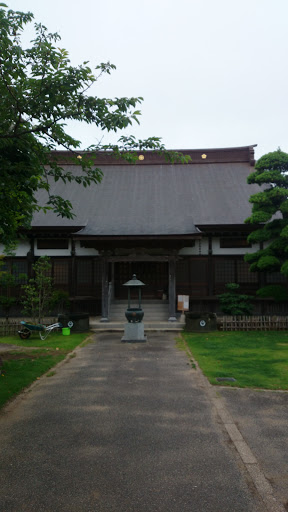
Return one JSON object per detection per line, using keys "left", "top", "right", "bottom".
{"left": 21, "top": 256, "right": 53, "bottom": 324}
{"left": 0, "top": 5, "right": 188, "bottom": 247}
{"left": 244, "top": 149, "right": 288, "bottom": 277}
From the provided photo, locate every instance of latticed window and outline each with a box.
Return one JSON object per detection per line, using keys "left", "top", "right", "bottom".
{"left": 11, "top": 260, "right": 28, "bottom": 284}
{"left": 37, "top": 239, "right": 69, "bottom": 250}
{"left": 220, "top": 237, "right": 251, "bottom": 248}
{"left": 53, "top": 260, "right": 69, "bottom": 285}
{"left": 77, "top": 260, "right": 92, "bottom": 284}
{"left": 176, "top": 258, "right": 208, "bottom": 296}
{"left": 0, "top": 259, "right": 28, "bottom": 283}
{"left": 266, "top": 272, "right": 287, "bottom": 284}
{"left": 214, "top": 259, "right": 235, "bottom": 283}
{"left": 189, "top": 259, "right": 207, "bottom": 283}
{"left": 176, "top": 259, "right": 189, "bottom": 282}
{"left": 237, "top": 261, "right": 258, "bottom": 283}
{"left": 94, "top": 259, "right": 103, "bottom": 284}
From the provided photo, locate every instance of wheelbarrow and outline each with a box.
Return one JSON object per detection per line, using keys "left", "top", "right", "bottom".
{"left": 18, "top": 321, "right": 63, "bottom": 341}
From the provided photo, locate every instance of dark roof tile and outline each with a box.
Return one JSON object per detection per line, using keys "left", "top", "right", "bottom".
{"left": 32, "top": 160, "right": 259, "bottom": 235}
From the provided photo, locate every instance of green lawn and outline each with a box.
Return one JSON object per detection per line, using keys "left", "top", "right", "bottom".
{"left": 181, "top": 331, "right": 288, "bottom": 390}
{"left": 0, "top": 331, "right": 92, "bottom": 408}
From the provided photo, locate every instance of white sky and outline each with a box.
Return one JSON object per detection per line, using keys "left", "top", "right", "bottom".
{"left": 7, "top": 0, "right": 288, "bottom": 159}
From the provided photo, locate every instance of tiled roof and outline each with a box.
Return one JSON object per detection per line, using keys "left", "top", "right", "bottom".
{"left": 32, "top": 155, "right": 259, "bottom": 236}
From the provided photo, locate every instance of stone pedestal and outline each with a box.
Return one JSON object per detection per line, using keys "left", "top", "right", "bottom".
{"left": 121, "top": 322, "right": 147, "bottom": 343}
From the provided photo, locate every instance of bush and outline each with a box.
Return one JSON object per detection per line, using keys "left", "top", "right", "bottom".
{"left": 218, "top": 283, "right": 253, "bottom": 315}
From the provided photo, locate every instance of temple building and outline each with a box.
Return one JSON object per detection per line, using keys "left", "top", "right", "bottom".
{"left": 2, "top": 145, "right": 286, "bottom": 320}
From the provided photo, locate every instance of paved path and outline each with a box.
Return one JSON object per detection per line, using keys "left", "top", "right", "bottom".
{"left": 220, "top": 387, "right": 288, "bottom": 510}
{"left": 0, "top": 333, "right": 282, "bottom": 511}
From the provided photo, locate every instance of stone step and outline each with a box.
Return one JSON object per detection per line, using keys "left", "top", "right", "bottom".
{"left": 110, "top": 303, "right": 169, "bottom": 309}
{"left": 110, "top": 304, "right": 168, "bottom": 311}
{"left": 109, "top": 303, "right": 169, "bottom": 322}
{"left": 111, "top": 300, "right": 169, "bottom": 305}
{"left": 109, "top": 309, "right": 168, "bottom": 317}
{"left": 90, "top": 320, "right": 184, "bottom": 332}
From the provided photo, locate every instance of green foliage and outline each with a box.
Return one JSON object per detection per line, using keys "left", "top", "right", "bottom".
{"left": 245, "top": 149, "right": 288, "bottom": 275}
{"left": 0, "top": 6, "right": 166, "bottom": 247}
{"left": 218, "top": 283, "right": 253, "bottom": 316}
{"left": 256, "top": 285, "right": 288, "bottom": 302}
{"left": 49, "top": 289, "right": 70, "bottom": 314}
{"left": 21, "top": 256, "right": 53, "bottom": 324}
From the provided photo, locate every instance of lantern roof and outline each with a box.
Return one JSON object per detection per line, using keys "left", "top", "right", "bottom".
{"left": 123, "top": 274, "right": 145, "bottom": 287}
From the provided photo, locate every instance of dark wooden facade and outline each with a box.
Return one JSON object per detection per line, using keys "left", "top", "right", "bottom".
{"left": 2, "top": 236, "right": 287, "bottom": 318}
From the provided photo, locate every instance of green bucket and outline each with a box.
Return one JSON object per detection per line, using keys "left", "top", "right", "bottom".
{"left": 62, "top": 327, "right": 70, "bottom": 336}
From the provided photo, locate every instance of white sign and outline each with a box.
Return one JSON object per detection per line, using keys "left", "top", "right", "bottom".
{"left": 177, "top": 295, "right": 189, "bottom": 311}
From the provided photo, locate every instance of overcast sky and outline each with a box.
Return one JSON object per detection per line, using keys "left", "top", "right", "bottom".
{"left": 7, "top": 0, "right": 288, "bottom": 159}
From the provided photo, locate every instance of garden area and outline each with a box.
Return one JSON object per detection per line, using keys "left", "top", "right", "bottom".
{"left": 0, "top": 331, "right": 91, "bottom": 409}
{"left": 0, "top": 255, "right": 92, "bottom": 409}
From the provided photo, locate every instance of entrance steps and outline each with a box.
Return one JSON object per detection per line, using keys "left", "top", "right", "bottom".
{"left": 90, "top": 300, "right": 185, "bottom": 332}
{"left": 110, "top": 300, "right": 169, "bottom": 322}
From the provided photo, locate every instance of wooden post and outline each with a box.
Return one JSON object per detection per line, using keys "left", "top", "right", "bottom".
{"left": 70, "top": 238, "right": 76, "bottom": 300}
{"left": 100, "top": 257, "right": 109, "bottom": 322}
{"left": 207, "top": 234, "right": 214, "bottom": 297}
{"left": 168, "top": 256, "right": 177, "bottom": 321}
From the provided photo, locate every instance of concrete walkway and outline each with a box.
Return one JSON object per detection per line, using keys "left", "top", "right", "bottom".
{"left": 220, "top": 387, "right": 288, "bottom": 511}
{"left": 0, "top": 333, "right": 285, "bottom": 512}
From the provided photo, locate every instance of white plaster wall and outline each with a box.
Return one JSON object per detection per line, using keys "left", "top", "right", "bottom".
{"left": 0, "top": 240, "right": 30, "bottom": 257}
{"left": 75, "top": 241, "right": 99, "bottom": 256}
{"left": 178, "top": 238, "right": 260, "bottom": 256}
{"left": 2, "top": 239, "right": 100, "bottom": 257}
{"left": 178, "top": 239, "right": 209, "bottom": 255}
{"left": 1, "top": 237, "right": 259, "bottom": 258}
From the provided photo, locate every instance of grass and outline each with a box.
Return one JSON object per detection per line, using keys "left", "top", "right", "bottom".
{"left": 0, "top": 331, "right": 91, "bottom": 409}
{"left": 182, "top": 331, "right": 288, "bottom": 390}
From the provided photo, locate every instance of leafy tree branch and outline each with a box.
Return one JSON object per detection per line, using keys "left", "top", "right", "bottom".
{"left": 0, "top": 5, "right": 171, "bottom": 247}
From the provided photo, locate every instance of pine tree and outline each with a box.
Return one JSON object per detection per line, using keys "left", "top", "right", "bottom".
{"left": 244, "top": 149, "right": 288, "bottom": 276}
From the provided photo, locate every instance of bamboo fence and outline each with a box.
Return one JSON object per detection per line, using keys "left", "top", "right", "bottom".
{"left": 219, "top": 315, "right": 288, "bottom": 331}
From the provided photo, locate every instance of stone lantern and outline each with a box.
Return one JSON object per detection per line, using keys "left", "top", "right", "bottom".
{"left": 121, "top": 274, "right": 147, "bottom": 343}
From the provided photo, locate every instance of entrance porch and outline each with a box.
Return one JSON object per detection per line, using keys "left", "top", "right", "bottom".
{"left": 100, "top": 255, "right": 178, "bottom": 323}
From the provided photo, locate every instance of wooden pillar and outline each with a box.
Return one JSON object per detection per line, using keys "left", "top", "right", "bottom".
{"left": 207, "top": 235, "right": 214, "bottom": 297}
{"left": 70, "top": 238, "right": 77, "bottom": 300}
{"left": 27, "top": 236, "right": 35, "bottom": 279}
{"left": 111, "top": 261, "right": 115, "bottom": 301}
{"left": 101, "top": 257, "right": 109, "bottom": 322}
{"left": 168, "top": 256, "right": 177, "bottom": 321}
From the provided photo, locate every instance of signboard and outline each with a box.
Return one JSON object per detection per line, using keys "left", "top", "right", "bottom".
{"left": 177, "top": 295, "right": 189, "bottom": 311}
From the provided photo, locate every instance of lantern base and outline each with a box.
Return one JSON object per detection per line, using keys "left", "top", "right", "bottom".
{"left": 121, "top": 322, "right": 147, "bottom": 343}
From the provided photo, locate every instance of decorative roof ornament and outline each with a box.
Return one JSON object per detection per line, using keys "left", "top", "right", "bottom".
{"left": 201, "top": 154, "right": 207, "bottom": 159}
{"left": 123, "top": 274, "right": 145, "bottom": 287}
{"left": 138, "top": 155, "right": 144, "bottom": 161}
